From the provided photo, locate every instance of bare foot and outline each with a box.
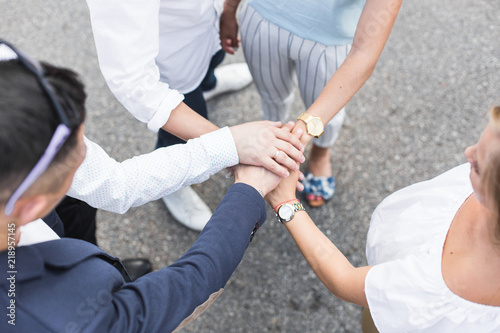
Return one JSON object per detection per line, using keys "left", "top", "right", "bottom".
{"left": 308, "top": 145, "right": 332, "bottom": 177}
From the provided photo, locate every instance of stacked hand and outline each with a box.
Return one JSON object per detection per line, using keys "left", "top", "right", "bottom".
{"left": 232, "top": 121, "right": 305, "bottom": 197}
{"left": 230, "top": 121, "right": 305, "bottom": 178}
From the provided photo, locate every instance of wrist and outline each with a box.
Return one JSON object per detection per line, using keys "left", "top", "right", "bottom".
{"left": 272, "top": 199, "right": 299, "bottom": 212}
{"left": 234, "top": 179, "right": 267, "bottom": 198}
{"left": 295, "top": 121, "right": 313, "bottom": 145}
{"left": 223, "top": 0, "right": 239, "bottom": 12}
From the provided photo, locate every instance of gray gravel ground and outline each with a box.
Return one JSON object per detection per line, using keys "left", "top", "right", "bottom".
{"left": 1, "top": 0, "right": 499, "bottom": 332}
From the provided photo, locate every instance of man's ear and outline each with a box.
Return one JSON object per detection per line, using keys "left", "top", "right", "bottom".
{"left": 13, "top": 195, "right": 50, "bottom": 227}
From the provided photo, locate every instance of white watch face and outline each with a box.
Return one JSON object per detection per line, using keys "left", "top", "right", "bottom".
{"left": 307, "top": 118, "right": 324, "bottom": 136}
{"left": 278, "top": 205, "right": 294, "bottom": 220}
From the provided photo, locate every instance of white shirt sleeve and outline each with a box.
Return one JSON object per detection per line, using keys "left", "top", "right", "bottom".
{"left": 85, "top": 0, "right": 184, "bottom": 132}
{"left": 67, "top": 127, "right": 239, "bottom": 214}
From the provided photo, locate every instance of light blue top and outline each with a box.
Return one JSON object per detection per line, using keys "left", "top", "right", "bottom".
{"left": 248, "top": 0, "right": 366, "bottom": 46}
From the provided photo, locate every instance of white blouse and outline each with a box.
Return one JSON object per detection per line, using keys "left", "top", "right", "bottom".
{"left": 365, "top": 163, "right": 500, "bottom": 332}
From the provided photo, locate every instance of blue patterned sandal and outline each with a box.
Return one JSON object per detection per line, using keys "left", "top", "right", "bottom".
{"left": 301, "top": 172, "right": 336, "bottom": 207}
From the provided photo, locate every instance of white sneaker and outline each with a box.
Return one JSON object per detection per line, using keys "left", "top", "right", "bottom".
{"left": 203, "top": 62, "right": 253, "bottom": 101}
{"left": 161, "top": 186, "right": 212, "bottom": 231}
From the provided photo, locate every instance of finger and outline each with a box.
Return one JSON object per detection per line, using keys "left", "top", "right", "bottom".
{"left": 273, "top": 126, "right": 304, "bottom": 152}
{"left": 298, "top": 171, "right": 305, "bottom": 181}
{"left": 281, "top": 121, "right": 295, "bottom": 133}
{"left": 296, "top": 181, "right": 304, "bottom": 192}
{"left": 275, "top": 140, "right": 305, "bottom": 165}
{"left": 293, "top": 127, "right": 304, "bottom": 139}
{"left": 223, "top": 39, "right": 235, "bottom": 54}
{"left": 272, "top": 148, "right": 301, "bottom": 171}
{"left": 262, "top": 157, "right": 290, "bottom": 178}
{"left": 221, "top": 44, "right": 232, "bottom": 54}
{"left": 275, "top": 152, "right": 298, "bottom": 172}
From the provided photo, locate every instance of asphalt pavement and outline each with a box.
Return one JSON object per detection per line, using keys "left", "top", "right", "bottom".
{"left": 1, "top": 0, "right": 499, "bottom": 332}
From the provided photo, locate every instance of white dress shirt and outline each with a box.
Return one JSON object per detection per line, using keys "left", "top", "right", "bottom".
{"left": 17, "top": 127, "right": 237, "bottom": 247}
{"left": 86, "top": 0, "right": 221, "bottom": 132}
{"left": 67, "top": 127, "right": 238, "bottom": 214}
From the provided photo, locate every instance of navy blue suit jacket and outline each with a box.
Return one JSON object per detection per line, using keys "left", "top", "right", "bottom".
{"left": 0, "top": 183, "right": 266, "bottom": 332}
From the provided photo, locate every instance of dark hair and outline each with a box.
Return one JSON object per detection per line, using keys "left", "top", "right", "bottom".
{"left": 0, "top": 60, "right": 87, "bottom": 202}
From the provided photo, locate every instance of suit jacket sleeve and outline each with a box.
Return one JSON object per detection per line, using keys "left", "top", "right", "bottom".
{"left": 84, "top": 183, "right": 267, "bottom": 332}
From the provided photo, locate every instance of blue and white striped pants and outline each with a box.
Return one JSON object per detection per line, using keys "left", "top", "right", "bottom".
{"left": 239, "top": 2, "right": 350, "bottom": 148}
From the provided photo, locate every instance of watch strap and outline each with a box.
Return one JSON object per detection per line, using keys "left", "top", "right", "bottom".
{"left": 297, "top": 112, "right": 313, "bottom": 123}
{"left": 290, "top": 202, "right": 305, "bottom": 213}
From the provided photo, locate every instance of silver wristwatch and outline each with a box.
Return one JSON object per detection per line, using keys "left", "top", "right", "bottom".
{"left": 275, "top": 202, "right": 305, "bottom": 223}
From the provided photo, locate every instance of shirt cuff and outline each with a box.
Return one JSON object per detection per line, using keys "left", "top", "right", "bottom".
{"left": 199, "top": 127, "right": 240, "bottom": 170}
{"left": 147, "top": 89, "right": 185, "bottom": 132}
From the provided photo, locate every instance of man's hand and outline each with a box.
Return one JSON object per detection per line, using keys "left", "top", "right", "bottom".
{"left": 220, "top": 0, "right": 241, "bottom": 54}
{"left": 230, "top": 121, "right": 305, "bottom": 178}
{"left": 233, "top": 164, "right": 282, "bottom": 197}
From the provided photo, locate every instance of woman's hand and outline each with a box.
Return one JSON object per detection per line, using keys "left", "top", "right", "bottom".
{"left": 266, "top": 169, "right": 301, "bottom": 209}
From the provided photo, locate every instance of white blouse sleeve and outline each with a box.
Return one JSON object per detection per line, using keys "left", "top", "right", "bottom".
{"left": 85, "top": 0, "right": 184, "bottom": 132}
{"left": 67, "top": 127, "right": 239, "bottom": 214}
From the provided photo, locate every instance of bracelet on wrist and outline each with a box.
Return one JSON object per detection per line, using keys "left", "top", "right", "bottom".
{"left": 273, "top": 199, "right": 299, "bottom": 212}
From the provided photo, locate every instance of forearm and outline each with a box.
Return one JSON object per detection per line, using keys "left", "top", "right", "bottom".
{"left": 307, "top": 53, "right": 375, "bottom": 125}
{"left": 285, "top": 211, "right": 370, "bottom": 307}
{"left": 298, "top": 0, "right": 402, "bottom": 144}
{"left": 224, "top": 0, "right": 241, "bottom": 12}
{"left": 161, "top": 102, "right": 219, "bottom": 141}
{"left": 92, "top": 184, "right": 267, "bottom": 333}
{"left": 68, "top": 132, "right": 238, "bottom": 213}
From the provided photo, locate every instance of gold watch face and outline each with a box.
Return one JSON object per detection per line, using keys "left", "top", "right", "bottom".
{"left": 307, "top": 117, "right": 325, "bottom": 137}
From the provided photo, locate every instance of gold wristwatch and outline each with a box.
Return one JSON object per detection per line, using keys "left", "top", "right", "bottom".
{"left": 297, "top": 113, "right": 325, "bottom": 138}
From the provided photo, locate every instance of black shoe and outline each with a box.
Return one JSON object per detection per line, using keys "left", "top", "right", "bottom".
{"left": 122, "top": 258, "right": 153, "bottom": 281}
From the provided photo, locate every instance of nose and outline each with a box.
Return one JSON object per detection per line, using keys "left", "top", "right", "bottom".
{"left": 464, "top": 145, "right": 475, "bottom": 164}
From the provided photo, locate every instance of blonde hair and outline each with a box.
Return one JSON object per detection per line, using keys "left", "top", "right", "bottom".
{"left": 488, "top": 105, "right": 500, "bottom": 133}
{"left": 484, "top": 105, "right": 500, "bottom": 230}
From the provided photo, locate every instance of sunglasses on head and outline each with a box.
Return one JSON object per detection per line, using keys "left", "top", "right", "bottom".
{"left": 0, "top": 40, "right": 83, "bottom": 216}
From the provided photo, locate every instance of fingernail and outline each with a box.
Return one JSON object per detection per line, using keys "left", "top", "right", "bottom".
{"left": 300, "top": 156, "right": 305, "bottom": 163}
{"left": 296, "top": 128, "right": 303, "bottom": 135}
{"left": 284, "top": 171, "right": 290, "bottom": 177}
